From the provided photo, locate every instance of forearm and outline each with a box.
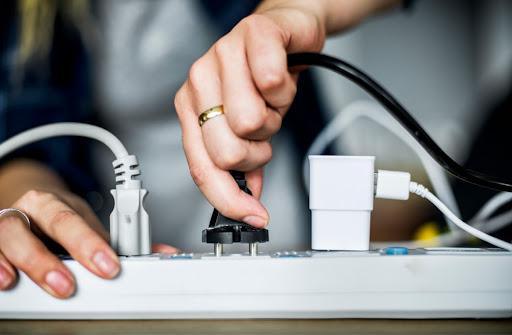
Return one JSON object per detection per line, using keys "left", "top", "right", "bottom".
{"left": 0, "top": 159, "right": 68, "bottom": 207}
{"left": 257, "top": 0, "right": 401, "bottom": 35}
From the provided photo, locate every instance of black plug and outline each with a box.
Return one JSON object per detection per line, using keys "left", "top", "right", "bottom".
{"left": 202, "top": 171, "right": 269, "bottom": 256}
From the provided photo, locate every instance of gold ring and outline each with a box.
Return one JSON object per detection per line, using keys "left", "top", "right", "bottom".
{"left": 198, "top": 105, "right": 224, "bottom": 127}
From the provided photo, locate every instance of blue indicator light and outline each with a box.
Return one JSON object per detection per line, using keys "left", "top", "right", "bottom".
{"left": 384, "top": 247, "right": 409, "bottom": 255}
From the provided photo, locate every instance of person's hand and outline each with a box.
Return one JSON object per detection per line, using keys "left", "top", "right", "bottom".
{"left": 175, "top": 3, "right": 328, "bottom": 227}
{"left": 0, "top": 188, "right": 114, "bottom": 298}
{"left": 0, "top": 187, "right": 178, "bottom": 299}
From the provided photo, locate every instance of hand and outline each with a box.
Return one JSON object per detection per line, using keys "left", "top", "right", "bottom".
{"left": 174, "top": 4, "right": 327, "bottom": 227}
{"left": 0, "top": 188, "right": 178, "bottom": 299}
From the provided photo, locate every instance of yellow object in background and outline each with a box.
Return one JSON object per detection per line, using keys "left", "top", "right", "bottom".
{"left": 414, "top": 221, "right": 441, "bottom": 243}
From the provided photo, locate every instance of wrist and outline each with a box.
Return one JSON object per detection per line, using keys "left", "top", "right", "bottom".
{"left": 257, "top": 0, "right": 401, "bottom": 36}
{"left": 255, "top": 0, "right": 328, "bottom": 52}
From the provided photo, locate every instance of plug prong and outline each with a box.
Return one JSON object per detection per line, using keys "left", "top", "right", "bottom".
{"left": 214, "top": 243, "right": 223, "bottom": 257}
{"left": 249, "top": 243, "right": 258, "bottom": 256}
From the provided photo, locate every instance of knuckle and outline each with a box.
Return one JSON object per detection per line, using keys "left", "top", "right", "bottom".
{"left": 213, "top": 37, "right": 234, "bottom": 57}
{"left": 214, "top": 145, "right": 247, "bottom": 170}
{"left": 189, "top": 163, "right": 207, "bottom": 188}
{"left": 240, "top": 14, "right": 265, "bottom": 33}
{"left": 48, "top": 210, "right": 77, "bottom": 235}
{"left": 232, "top": 110, "right": 266, "bottom": 137}
{"left": 262, "top": 143, "right": 273, "bottom": 165}
{"left": 173, "top": 87, "right": 186, "bottom": 115}
{"left": 259, "top": 70, "right": 286, "bottom": 92}
{"left": 187, "top": 59, "right": 206, "bottom": 90}
{"left": 18, "top": 189, "right": 51, "bottom": 205}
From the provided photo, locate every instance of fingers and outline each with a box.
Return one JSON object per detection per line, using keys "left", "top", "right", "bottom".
{"left": 175, "top": 14, "right": 301, "bottom": 227}
{"left": 187, "top": 55, "right": 273, "bottom": 171}
{"left": 175, "top": 87, "right": 269, "bottom": 227}
{"left": 243, "top": 15, "right": 297, "bottom": 113}
{"left": 15, "top": 190, "right": 120, "bottom": 280}
{"left": 0, "top": 215, "right": 75, "bottom": 298}
{"left": 215, "top": 34, "right": 283, "bottom": 141}
{"left": 152, "top": 243, "right": 179, "bottom": 254}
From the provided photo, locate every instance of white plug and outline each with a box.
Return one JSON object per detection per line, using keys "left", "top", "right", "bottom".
{"left": 375, "top": 170, "right": 411, "bottom": 200}
{"left": 109, "top": 155, "right": 151, "bottom": 256}
{"left": 309, "top": 156, "right": 375, "bottom": 251}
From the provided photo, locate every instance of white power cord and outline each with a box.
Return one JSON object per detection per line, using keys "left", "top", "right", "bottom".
{"left": 374, "top": 169, "right": 512, "bottom": 251}
{"left": 409, "top": 182, "right": 512, "bottom": 251}
{"left": 472, "top": 192, "right": 512, "bottom": 222}
{"left": 0, "top": 122, "right": 128, "bottom": 159}
{"left": 0, "top": 123, "right": 151, "bottom": 256}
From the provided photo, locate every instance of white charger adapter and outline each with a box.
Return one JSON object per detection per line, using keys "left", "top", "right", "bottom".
{"left": 309, "top": 156, "right": 375, "bottom": 251}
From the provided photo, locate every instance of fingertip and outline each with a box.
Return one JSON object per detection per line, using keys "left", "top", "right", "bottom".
{"left": 152, "top": 243, "right": 180, "bottom": 254}
{"left": 44, "top": 269, "right": 76, "bottom": 299}
{"left": 238, "top": 190, "right": 269, "bottom": 227}
{"left": 92, "top": 250, "right": 120, "bottom": 279}
{"left": 242, "top": 215, "right": 269, "bottom": 228}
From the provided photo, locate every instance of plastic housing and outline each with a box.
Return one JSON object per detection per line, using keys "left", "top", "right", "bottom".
{"left": 375, "top": 170, "right": 411, "bottom": 200}
{"left": 309, "top": 156, "right": 375, "bottom": 250}
{"left": 3, "top": 249, "right": 512, "bottom": 319}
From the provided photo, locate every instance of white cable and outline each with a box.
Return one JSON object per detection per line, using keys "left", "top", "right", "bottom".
{"left": 371, "top": 208, "right": 512, "bottom": 249}
{"left": 304, "top": 100, "right": 461, "bottom": 227}
{"left": 472, "top": 192, "right": 512, "bottom": 222}
{"left": 0, "top": 122, "right": 151, "bottom": 255}
{"left": 0, "top": 122, "right": 129, "bottom": 160}
{"left": 409, "top": 181, "right": 512, "bottom": 251}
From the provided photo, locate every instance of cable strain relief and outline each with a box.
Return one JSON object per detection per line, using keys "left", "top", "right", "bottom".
{"left": 410, "top": 181, "right": 429, "bottom": 198}
{"left": 113, "top": 155, "right": 142, "bottom": 189}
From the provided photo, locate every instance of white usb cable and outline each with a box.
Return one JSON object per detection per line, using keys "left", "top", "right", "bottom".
{"left": 375, "top": 170, "right": 512, "bottom": 251}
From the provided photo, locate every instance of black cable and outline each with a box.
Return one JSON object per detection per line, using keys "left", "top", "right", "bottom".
{"left": 288, "top": 52, "right": 512, "bottom": 192}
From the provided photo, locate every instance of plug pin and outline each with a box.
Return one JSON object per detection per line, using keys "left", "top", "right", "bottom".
{"left": 249, "top": 242, "right": 258, "bottom": 256}
{"left": 214, "top": 243, "right": 223, "bottom": 257}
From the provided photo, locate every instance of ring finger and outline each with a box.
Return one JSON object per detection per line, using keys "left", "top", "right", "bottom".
{"left": 188, "top": 53, "right": 272, "bottom": 172}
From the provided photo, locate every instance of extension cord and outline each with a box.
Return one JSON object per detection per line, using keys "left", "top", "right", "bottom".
{"left": 1, "top": 248, "right": 511, "bottom": 319}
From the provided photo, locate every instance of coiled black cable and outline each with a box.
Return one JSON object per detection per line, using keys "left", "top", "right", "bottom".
{"left": 288, "top": 52, "right": 512, "bottom": 192}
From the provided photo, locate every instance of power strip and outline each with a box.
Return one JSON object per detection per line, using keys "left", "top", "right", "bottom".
{"left": 1, "top": 247, "right": 511, "bottom": 319}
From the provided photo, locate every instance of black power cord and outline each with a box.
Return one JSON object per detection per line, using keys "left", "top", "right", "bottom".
{"left": 288, "top": 52, "right": 512, "bottom": 192}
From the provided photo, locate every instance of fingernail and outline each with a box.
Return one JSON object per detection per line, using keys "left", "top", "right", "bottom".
{"left": 92, "top": 251, "right": 120, "bottom": 278}
{"left": 242, "top": 215, "right": 267, "bottom": 228}
{"left": 0, "top": 265, "right": 12, "bottom": 289}
{"left": 45, "top": 270, "right": 73, "bottom": 297}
